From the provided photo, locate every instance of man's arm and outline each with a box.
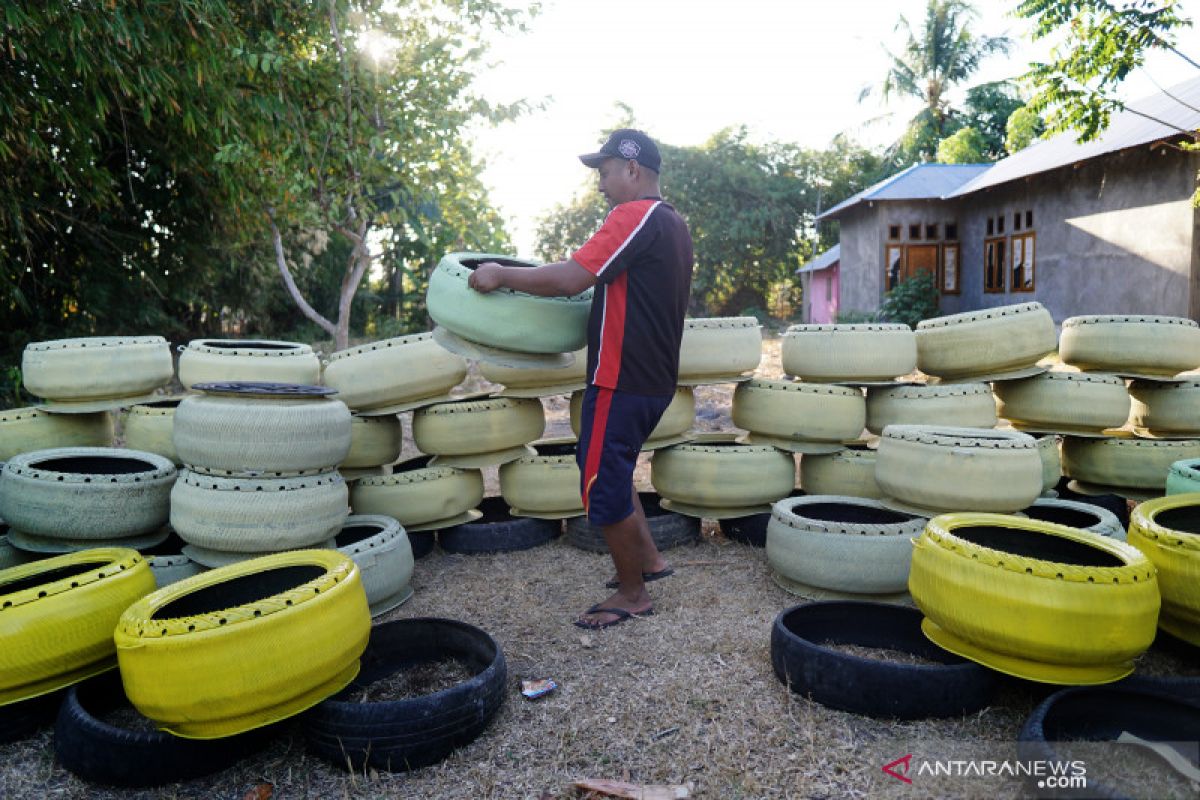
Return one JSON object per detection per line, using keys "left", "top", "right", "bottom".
{"left": 468, "top": 259, "right": 597, "bottom": 297}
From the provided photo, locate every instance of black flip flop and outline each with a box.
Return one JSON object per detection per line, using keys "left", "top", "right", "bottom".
{"left": 604, "top": 567, "right": 674, "bottom": 589}
{"left": 573, "top": 604, "right": 655, "bottom": 630}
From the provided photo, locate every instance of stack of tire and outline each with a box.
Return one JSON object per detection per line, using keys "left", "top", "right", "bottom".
{"left": 22, "top": 336, "right": 174, "bottom": 412}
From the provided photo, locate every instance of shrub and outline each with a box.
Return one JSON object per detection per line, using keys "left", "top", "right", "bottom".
{"left": 879, "top": 272, "right": 939, "bottom": 328}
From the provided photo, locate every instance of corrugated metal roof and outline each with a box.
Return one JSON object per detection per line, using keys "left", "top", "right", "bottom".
{"left": 818, "top": 163, "right": 992, "bottom": 220}
{"left": 797, "top": 243, "right": 840, "bottom": 274}
{"left": 947, "top": 75, "right": 1200, "bottom": 197}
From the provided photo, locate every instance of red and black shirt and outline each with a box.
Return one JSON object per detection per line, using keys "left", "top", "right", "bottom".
{"left": 572, "top": 199, "right": 694, "bottom": 397}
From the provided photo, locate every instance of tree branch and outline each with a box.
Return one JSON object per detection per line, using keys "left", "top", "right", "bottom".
{"left": 267, "top": 209, "right": 336, "bottom": 337}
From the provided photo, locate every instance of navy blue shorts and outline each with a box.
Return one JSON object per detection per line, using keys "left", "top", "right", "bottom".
{"left": 576, "top": 385, "right": 672, "bottom": 526}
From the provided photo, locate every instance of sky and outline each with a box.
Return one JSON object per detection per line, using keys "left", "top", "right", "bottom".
{"left": 467, "top": 0, "right": 1199, "bottom": 256}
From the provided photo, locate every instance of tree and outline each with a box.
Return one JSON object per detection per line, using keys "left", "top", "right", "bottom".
{"left": 1005, "top": 105, "right": 1046, "bottom": 152}
{"left": 961, "top": 81, "right": 1027, "bottom": 157}
{"left": 937, "top": 127, "right": 988, "bottom": 162}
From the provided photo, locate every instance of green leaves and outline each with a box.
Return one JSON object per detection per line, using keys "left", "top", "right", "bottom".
{"left": 879, "top": 272, "right": 940, "bottom": 328}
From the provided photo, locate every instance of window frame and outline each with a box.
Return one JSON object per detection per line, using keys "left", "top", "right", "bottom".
{"left": 941, "top": 243, "right": 961, "bottom": 295}
{"left": 1011, "top": 231, "right": 1036, "bottom": 292}
{"left": 885, "top": 245, "right": 904, "bottom": 291}
{"left": 984, "top": 237, "right": 1007, "bottom": 293}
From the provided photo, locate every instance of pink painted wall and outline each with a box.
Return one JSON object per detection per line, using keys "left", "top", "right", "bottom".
{"left": 808, "top": 264, "right": 839, "bottom": 323}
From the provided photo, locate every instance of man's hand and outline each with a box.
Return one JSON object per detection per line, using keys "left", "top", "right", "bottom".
{"left": 468, "top": 262, "right": 505, "bottom": 293}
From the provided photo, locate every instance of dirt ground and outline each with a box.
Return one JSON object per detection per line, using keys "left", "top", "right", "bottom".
{"left": 3, "top": 335, "right": 1199, "bottom": 799}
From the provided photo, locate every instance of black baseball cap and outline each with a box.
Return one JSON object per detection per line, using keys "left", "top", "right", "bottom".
{"left": 579, "top": 128, "right": 661, "bottom": 172}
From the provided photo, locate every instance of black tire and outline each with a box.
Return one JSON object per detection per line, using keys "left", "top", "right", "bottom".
{"left": 721, "top": 490, "right": 805, "bottom": 547}
{"left": 53, "top": 670, "right": 275, "bottom": 787}
{"left": 1017, "top": 685, "right": 1200, "bottom": 799}
{"left": 303, "top": 617, "right": 506, "bottom": 772}
{"left": 565, "top": 492, "right": 699, "bottom": 553}
{"left": 1054, "top": 476, "right": 1131, "bottom": 530}
{"left": 770, "top": 601, "right": 996, "bottom": 719}
{"left": 0, "top": 690, "right": 62, "bottom": 744}
{"left": 438, "top": 497, "right": 559, "bottom": 554}
{"left": 408, "top": 531, "right": 435, "bottom": 559}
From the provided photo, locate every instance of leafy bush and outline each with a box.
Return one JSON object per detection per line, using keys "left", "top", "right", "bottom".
{"left": 879, "top": 272, "right": 940, "bottom": 328}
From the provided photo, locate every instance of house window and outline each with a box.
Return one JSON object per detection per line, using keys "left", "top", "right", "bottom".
{"left": 908, "top": 224, "right": 921, "bottom": 240}
{"left": 986, "top": 217, "right": 994, "bottom": 236}
{"left": 1026, "top": 210, "right": 1033, "bottom": 228}
{"left": 942, "top": 243, "right": 960, "bottom": 294}
{"left": 886, "top": 245, "right": 904, "bottom": 290}
{"left": 985, "top": 237, "right": 1007, "bottom": 293}
{"left": 1012, "top": 232, "right": 1036, "bottom": 292}
{"left": 1014, "top": 212, "right": 1022, "bottom": 231}
{"left": 925, "top": 223, "right": 938, "bottom": 240}
{"left": 888, "top": 225, "right": 901, "bottom": 240}
{"left": 997, "top": 215, "right": 1005, "bottom": 234}
{"left": 944, "top": 222, "right": 958, "bottom": 241}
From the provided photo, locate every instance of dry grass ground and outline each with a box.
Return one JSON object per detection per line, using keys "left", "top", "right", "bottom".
{"left": 3, "top": 334, "right": 1199, "bottom": 799}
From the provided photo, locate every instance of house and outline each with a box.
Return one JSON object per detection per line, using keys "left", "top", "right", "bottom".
{"left": 817, "top": 76, "right": 1200, "bottom": 323}
{"left": 797, "top": 244, "right": 839, "bottom": 323}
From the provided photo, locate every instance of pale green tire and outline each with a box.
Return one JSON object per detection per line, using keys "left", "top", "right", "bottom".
{"left": 122, "top": 399, "right": 181, "bottom": 464}
{"left": 0, "top": 548, "right": 156, "bottom": 705}
{"left": 1128, "top": 380, "right": 1200, "bottom": 437}
{"left": 349, "top": 456, "right": 484, "bottom": 529}
{"left": 170, "top": 470, "right": 349, "bottom": 553}
{"left": 650, "top": 434, "right": 795, "bottom": 511}
{"left": 1061, "top": 435, "right": 1200, "bottom": 492}
{"left": 1060, "top": 315, "right": 1200, "bottom": 377}
{"left": 766, "top": 495, "right": 925, "bottom": 595}
{"left": 799, "top": 444, "right": 882, "bottom": 499}
{"left": 993, "top": 371, "right": 1130, "bottom": 434}
{"left": 499, "top": 439, "right": 583, "bottom": 517}
{"left": 0, "top": 448, "right": 176, "bottom": 543}
{"left": 865, "top": 383, "right": 995, "bottom": 435}
{"left": 1166, "top": 459, "right": 1200, "bottom": 495}
{"left": 342, "top": 415, "right": 402, "bottom": 470}
{"left": 322, "top": 333, "right": 468, "bottom": 413}
{"left": 22, "top": 336, "right": 173, "bottom": 406}
{"left": 731, "top": 379, "right": 865, "bottom": 447}
{"left": 570, "top": 387, "right": 695, "bottom": 447}
{"left": 780, "top": 324, "right": 916, "bottom": 382}
{"left": 1033, "top": 434, "right": 1062, "bottom": 494}
{"left": 875, "top": 426, "right": 1043, "bottom": 515}
{"left": 427, "top": 252, "right": 592, "bottom": 354}
{"left": 0, "top": 532, "right": 36, "bottom": 570}
{"left": 173, "top": 394, "right": 351, "bottom": 476}
{"left": 176, "top": 339, "right": 320, "bottom": 390}
{"left": 147, "top": 553, "right": 204, "bottom": 588}
{"left": 334, "top": 515, "right": 414, "bottom": 617}
{"left": 915, "top": 302, "right": 1056, "bottom": 380}
{"left": 0, "top": 406, "right": 113, "bottom": 461}
{"left": 1021, "top": 497, "right": 1125, "bottom": 539}
{"left": 412, "top": 397, "right": 545, "bottom": 463}
{"left": 677, "top": 317, "right": 762, "bottom": 382}
{"left": 1128, "top": 494, "right": 1200, "bottom": 645}
{"left": 481, "top": 349, "right": 587, "bottom": 397}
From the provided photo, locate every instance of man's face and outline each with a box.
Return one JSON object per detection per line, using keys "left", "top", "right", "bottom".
{"left": 596, "top": 157, "right": 637, "bottom": 207}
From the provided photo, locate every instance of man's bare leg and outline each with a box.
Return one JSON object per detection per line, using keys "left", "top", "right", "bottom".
{"left": 606, "top": 489, "right": 668, "bottom": 585}
{"left": 578, "top": 500, "right": 656, "bottom": 627}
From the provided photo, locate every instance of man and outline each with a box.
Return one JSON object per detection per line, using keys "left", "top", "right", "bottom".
{"left": 468, "top": 129, "right": 694, "bottom": 629}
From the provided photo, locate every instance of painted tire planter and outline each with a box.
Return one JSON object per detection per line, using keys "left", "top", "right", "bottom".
{"left": 173, "top": 393, "right": 351, "bottom": 476}
{"left": 499, "top": 440, "right": 583, "bottom": 519}
{"left": 412, "top": 396, "right": 544, "bottom": 468}
{"left": 0, "top": 407, "right": 113, "bottom": 461}
{"left": 350, "top": 456, "right": 484, "bottom": 531}
{"left": 438, "top": 497, "right": 561, "bottom": 554}
{"left": 0, "top": 548, "right": 155, "bottom": 705}
{"left": 565, "top": 492, "right": 699, "bottom": 553}
{"left": 799, "top": 444, "right": 882, "bottom": 499}
{"left": 427, "top": 252, "right": 592, "bottom": 354}
{"left": 322, "top": 333, "right": 468, "bottom": 414}
{"left": 170, "top": 470, "right": 348, "bottom": 553}
{"left": 865, "top": 382, "right": 995, "bottom": 436}
{"left": 0, "top": 528, "right": 35, "bottom": 571}
{"left": 22, "top": 336, "right": 173, "bottom": 410}
{"left": 571, "top": 387, "right": 695, "bottom": 450}
{"left": 481, "top": 349, "right": 587, "bottom": 397}
{"left": 765, "top": 496, "right": 925, "bottom": 597}
{"left": 1059, "top": 315, "right": 1200, "bottom": 377}
{"left": 122, "top": 399, "right": 181, "bottom": 464}
{"left": 915, "top": 302, "right": 1055, "bottom": 381}
{"left": 0, "top": 448, "right": 175, "bottom": 545}
{"left": 780, "top": 324, "right": 916, "bottom": 382}
{"left": 1128, "top": 379, "right": 1200, "bottom": 438}
{"left": 909, "top": 513, "right": 1160, "bottom": 684}
{"left": 650, "top": 434, "right": 796, "bottom": 518}
{"left": 1127, "top": 495, "right": 1200, "bottom": 646}
{"left": 115, "top": 549, "right": 369, "bottom": 738}
{"left": 335, "top": 515, "right": 413, "bottom": 617}
{"left": 1166, "top": 458, "right": 1200, "bottom": 495}
{"left": 676, "top": 317, "right": 762, "bottom": 384}
{"left": 993, "top": 370, "right": 1130, "bottom": 435}
{"left": 1020, "top": 497, "right": 1125, "bottom": 539}
{"left": 342, "top": 415, "right": 402, "bottom": 470}
{"left": 1061, "top": 435, "right": 1200, "bottom": 492}
{"left": 731, "top": 378, "right": 865, "bottom": 452}
{"left": 177, "top": 339, "right": 319, "bottom": 389}
{"left": 140, "top": 531, "right": 205, "bottom": 588}
{"left": 875, "top": 426, "right": 1043, "bottom": 515}
{"left": 1032, "top": 434, "right": 1062, "bottom": 494}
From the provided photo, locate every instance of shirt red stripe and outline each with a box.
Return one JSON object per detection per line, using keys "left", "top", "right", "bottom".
{"left": 572, "top": 200, "right": 660, "bottom": 276}
{"left": 592, "top": 272, "right": 627, "bottom": 387}
{"left": 581, "top": 388, "right": 614, "bottom": 512}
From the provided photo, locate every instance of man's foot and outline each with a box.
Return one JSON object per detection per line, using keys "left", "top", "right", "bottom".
{"left": 574, "top": 591, "right": 654, "bottom": 629}
{"left": 604, "top": 566, "right": 674, "bottom": 589}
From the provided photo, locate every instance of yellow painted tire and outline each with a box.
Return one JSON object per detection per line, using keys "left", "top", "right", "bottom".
{"left": 176, "top": 339, "right": 320, "bottom": 390}
{"left": 910, "top": 513, "right": 1159, "bottom": 684}
{"left": 865, "top": 383, "right": 995, "bottom": 435}
{"left": 1127, "top": 494, "right": 1200, "bottom": 645}
{"left": 499, "top": 440, "right": 583, "bottom": 517}
{"left": 994, "top": 371, "right": 1130, "bottom": 434}
{"left": 0, "top": 407, "right": 113, "bottom": 461}
{"left": 342, "top": 415, "right": 402, "bottom": 470}
{"left": 1061, "top": 435, "right": 1200, "bottom": 491}
{"left": 1128, "top": 379, "right": 1200, "bottom": 437}
{"left": 915, "top": 302, "right": 1056, "bottom": 380}
{"left": 334, "top": 515, "right": 413, "bottom": 617}
{"left": 677, "top": 317, "right": 762, "bottom": 382}
{"left": 170, "top": 471, "right": 348, "bottom": 553}
{"left": 731, "top": 379, "right": 865, "bottom": 446}
{"left": 173, "top": 394, "right": 351, "bottom": 476}
{"left": 1, "top": 548, "right": 155, "bottom": 705}
{"left": 570, "top": 387, "right": 695, "bottom": 447}
{"left": 799, "top": 444, "right": 882, "bottom": 499}
{"left": 480, "top": 349, "right": 587, "bottom": 396}
{"left": 1033, "top": 434, "right": 1062, "bottom": 494}
{"left": 650, "top": 434, "right": 795, "bottom": 511}
{"left": 349, "top": 456, "right": 484, "bottom": 529}
{"left": 875, "top": 426, "right": 1043, "bottom": 514}
{"left": 322, "top": 333, "right": 468, "bottom": 413}
{"left": 122, "top": 400, "right": 180, "bottom": 464}
{"left": 1059, "top": 315, "right": 1200, "bottom": 377}
{"left": 115, "top": 549, "right": 370, "bottom": 738}
{"left": 22, "top": 336, "right": 173, "bottom": 404}
{"left": 780, "top": 324, "right": 916, "bottom": 382}
{"left": 412, "top": 397, "right": 544, "bottom": 461}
